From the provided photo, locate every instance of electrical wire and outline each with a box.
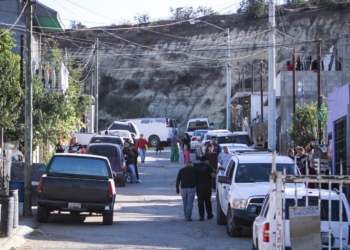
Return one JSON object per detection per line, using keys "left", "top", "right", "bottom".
{"left": 0, "top": 1, "right": 27, "bottom": 37}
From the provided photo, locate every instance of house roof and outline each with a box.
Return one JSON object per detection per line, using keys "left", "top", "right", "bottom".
{"left": 33, "top": 1, "right": 64, "bottom": 32}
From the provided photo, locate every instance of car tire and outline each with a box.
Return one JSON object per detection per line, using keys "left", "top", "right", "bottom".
{"left": 216, "top": 195, "right": 226, "bottom": 225}
{"left": 149, "top": 136, "right": 160, "bottom": 147}
{"left": 102, "top": 210, "right": 114, "bottom": 225}
{"left": 226, "top": 206, "right": 242, "bottom": 237}
{"left": 37, "top": 207, "right": 49, "bottom": 223}
{"left": 119, "top": 178, "right": 126, "bottom": 187}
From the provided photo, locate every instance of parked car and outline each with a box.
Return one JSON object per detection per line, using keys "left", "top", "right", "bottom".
{"left": 108, "top": 130, "right": 133, "bottom": 144}
{"left": 185, "top": 118, "right": 214, "bottom": 137}
{"left": 216, "top": 151, "right": 301, "bottom": 237}
{"left": 120, "top": 117, "right": 178, "bottom": 147}
{"left": 190, "top": 129, "right": 210, "bottom": 153}
{"left": 37, "top": 153, "right": 116, "bottom": 225}
{"left": 216, "top": 131, "right": 253, "bottom": 147}
{"left": 89, "top": 135, "right": 123, "bottom": 147}
{"left": 252, "top": 187, "right": 350, "bottom": 249}
{"left": 102, "top": 121, "right": 140, "bottom": 142}
{"left": 195, "top": 129, "right": 230, "bottom": 160}
{"left": 85, "top": 143, "right": 127, "bottom": 187}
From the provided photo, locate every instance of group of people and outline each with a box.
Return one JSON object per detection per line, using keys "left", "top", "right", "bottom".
{"left": 169, "top": 133, "right": 191, "bottom": 163}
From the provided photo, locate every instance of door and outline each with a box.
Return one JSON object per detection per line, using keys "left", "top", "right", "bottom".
{"left": 221, "top": 159, "right": 236, "bottom": 214}
{"left": 334, "top": 117, "right": 346, "bottom": 174}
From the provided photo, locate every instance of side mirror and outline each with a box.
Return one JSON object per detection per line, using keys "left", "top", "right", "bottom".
{"left": 217, "top": 175, "right": 228, "bottom": 184}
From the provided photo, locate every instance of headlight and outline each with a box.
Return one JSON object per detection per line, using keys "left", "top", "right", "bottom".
{"left": 232, "top": 199, "right": 247, "bottom": 209}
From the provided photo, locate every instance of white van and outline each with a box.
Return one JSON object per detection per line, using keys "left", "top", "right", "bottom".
{"left": 120, "top": 118, "right": 178, "bottom": 147}
{"left": 102, "top": 121, "right": 140, "bottom": 142}
{"left": 185, "top": 118, "right": 213, "bottom": 137}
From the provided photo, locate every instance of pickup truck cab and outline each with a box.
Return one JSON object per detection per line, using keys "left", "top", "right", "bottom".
{"left": 37, "top": 154, "right": 116, "bottom": 225}
{"left": 216, "top": 151, "right": 300, "bottom": 237}
{"left": 252, "top": 188, "right": 350, "bottom": 249}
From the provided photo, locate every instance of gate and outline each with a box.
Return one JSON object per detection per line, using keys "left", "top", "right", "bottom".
{"left": 268, "top": 151, "right": 350, "bottom": 250}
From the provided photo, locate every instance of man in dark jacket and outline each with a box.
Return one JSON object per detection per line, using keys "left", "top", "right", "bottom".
{"left": 122, "top": 142, "right": 137, "bottom": 183}
{"left": 205, "top": 136, "right": 221, "bottom": 156}
{"left": 176, "top": 162, "right": 197, "bottom": 221}
{"left": 193, "top": 156, "right": 215, "bottom": 221}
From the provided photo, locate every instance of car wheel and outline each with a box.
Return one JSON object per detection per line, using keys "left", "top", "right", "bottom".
{"left": 37, "top": 207, "right": 49, "bottom": 223}
{"left": 102, "top": 210, "right": 114, "bottom": 225}
{"left": 226, "top": 206, "right": 242, "bottom": 237}
{"left": 216, "top": 195, "right": 226, "bottom": 225}
{"left": 119, "top": 178, "right": 126, "bottom": 187}
{"left": 149, "top": 136, "right": 160, "bottom": 147}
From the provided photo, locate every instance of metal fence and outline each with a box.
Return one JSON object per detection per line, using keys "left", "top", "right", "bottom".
{"left": 269, "top": 151, "right": 350, "bottom": 250}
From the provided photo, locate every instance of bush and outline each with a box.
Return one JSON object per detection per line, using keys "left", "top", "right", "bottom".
{"left": 123, "top": 80, "right": 140, "bottom": 93}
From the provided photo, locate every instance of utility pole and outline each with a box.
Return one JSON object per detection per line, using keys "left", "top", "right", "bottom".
{"left": 226, "top": 28, "right": 232, "bottom": 131}
{"left": 292, "top": 48, "right": 296, "bottom": 115}
{"left": 317, "top": 41, "right": 322, "bottom": 143}
{"left": 268, "top": 0, "right": 277, "bottom": 150}
{"left": 24, "top": 0, "right": 33, "bottom": 216}
{"left": 260, "top": 62, "right": 264, "bottom": 123}
{"left": 94, "top": 37, "right": 99, "bottom": 134}
{"left": 242, "top": 68, "right": 245, "bottom": 92}
{"left": 20, "top": 34, "right": 24, "bottom": 88}
{"left": 251, "top": 64, "right": 254, "bottom": 93}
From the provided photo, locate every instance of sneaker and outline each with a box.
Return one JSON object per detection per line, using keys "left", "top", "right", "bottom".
{"left": 136, "top": 180, "right": 141, "bottom": 183}
{"left": 207, "top": 214, "right": 214, "bottom": 219}
{"left": 199, "top": 217, "right": 204, "bottom": 221}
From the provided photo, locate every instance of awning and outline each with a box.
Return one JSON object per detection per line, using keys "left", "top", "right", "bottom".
{"left": 33, "top": 2, "right": 65, "bottom": 32}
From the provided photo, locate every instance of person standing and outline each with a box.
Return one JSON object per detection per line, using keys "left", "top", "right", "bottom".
{"left": 205, "top": 136, "right": 220, "bottom": 156}
{"left": 218, "top": 146, "right": 234, "bottom": 170}
{"left": 122, "top": 141, "right": 137, "bottom": 184}
{"left": 176, "top": 162, "right": 197, "bottom": 221}
{"left": 170, "top": 134, "right": 180, "bottom": 163}
{"left": 130, "top": 143, "right": 141, "bottom": 183}
{"left": 68, "top": 137, "right": 83, "bottom": 153}
{"left": 193, "top": 156, "right": 215, "bottom": 221}
{"left": 205, "top": 144, "right": 218, "bottom": 191}
{"left": 136, "top": 134, "right": 149, "bottom": 163}
{"left": 181, "top": 133, "right": 191, "bottom": 163}
{"left": 55, "top": 137, "right": 65, "bottom": 153}
{"left": 254, "top": 134, "right": 265, "bottom": 149}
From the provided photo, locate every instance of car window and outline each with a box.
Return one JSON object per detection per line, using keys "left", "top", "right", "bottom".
{"left": 235, "top": 163, "right": 296, "bottom": 183}
{"left": 109, "top": 123, "right": 136, "bottom": 133}
{"left": 285, "top": 199, "right": 348, "bottom": 222}
{"left": 88, "top": 145, "right": 119, "bottom": 158}
{"left": 261, "top": 194, "right": 270, "bottom": 217}
{"left": 218, "top": 135, "right": 251, "bottom": 146}
{"left": 169, "top": 119, "right": 175, "bottom": 128}
{"left": 48, "top": 157, "right": 110, "bottom": 178}
{"left": 226, "top": 160, "right": 236, "bottom": 182}
{"left": 187, "top": 121, "right": 209, "bottom": 131}
{"left": 90, "top": 137, "right": 123, "bottom": 145}
{"left": 206, "top": 134, "right": 213, "bottom": 140}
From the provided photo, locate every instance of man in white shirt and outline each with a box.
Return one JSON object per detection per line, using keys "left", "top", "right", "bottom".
{"left": 218, "top": 146, "right": 234, "bottom": 170}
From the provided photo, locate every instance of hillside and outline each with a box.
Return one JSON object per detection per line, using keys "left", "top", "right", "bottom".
{"left": 56, "top": 2, "right": 350, "bottom": 132}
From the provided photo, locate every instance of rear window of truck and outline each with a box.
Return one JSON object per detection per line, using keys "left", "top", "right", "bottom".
{"left": 48, "top": 157, "right": 110, "bottom": 178}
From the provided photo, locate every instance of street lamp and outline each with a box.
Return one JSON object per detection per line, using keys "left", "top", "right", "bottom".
{"left": 189, "top": 20, "right": 232, "bottom": 131}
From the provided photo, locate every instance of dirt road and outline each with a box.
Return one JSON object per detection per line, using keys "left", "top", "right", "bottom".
{"left": 17, "top": 149, "right": 252, "bottom": 250}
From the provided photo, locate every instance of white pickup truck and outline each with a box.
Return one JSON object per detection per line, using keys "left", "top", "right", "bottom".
{"left": 216, "top": 151, "right": 299, "bottom": 237}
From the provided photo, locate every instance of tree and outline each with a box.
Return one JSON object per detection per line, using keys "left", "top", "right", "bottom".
{"left": 237, "top": 0, "right": 266, "bottom": 18}
{"left": 133, "top": 13, "right": 150, "bottom": 24}
{"left": 169, "top": 6, "right": 214, "bottom": 20}
{"left": 287, "top": 102, "right": 328, "bottom": 148}
{"left": 0, "top": 29, "right": 23, "bottom": 131}
{"left": 70, "top": 21, "right": 87, "bottom": 29}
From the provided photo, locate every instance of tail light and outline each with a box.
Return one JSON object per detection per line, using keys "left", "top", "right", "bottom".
{"left": 108, "top": 182, "right": 115, "bottom": 197}
{"left": 204, "top": 141, "right": 210, "bottom": 147}
{"left": 166, "top": 122, "right": 169, "bottom": 127}
{"left": 121, "top": 164, "right": 126, "bottom": 170}
{"left": 263, "top": 223, "right": 270, "bottom": 242}
{"left": 192, "top": 137, "right": 197, "bottom": 141}
{"left": 37, "top": 178, "right": 44, "bottom": 193}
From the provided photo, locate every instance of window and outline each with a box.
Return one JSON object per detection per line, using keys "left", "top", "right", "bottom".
{"left": 187, "top": 121, "right": 209, "bottom": 131}
{"left": 169, "top": 119, "right": 176, "bottom": 128}
{"left": 90, "top": 137, "right": 123, "bottom": 145}
{"left": 261, "top": 194, "right": 270, "bottom": 217}
{"left": 110, "top": 122, "right": 136, "bottom": 134}
{"left": 235, "top": 163, "right": 296, "bottom": 183}
{"left": 48, "top": 157, "right": 110, "bottom": 178}
{"left": 88, "top": 145, "right": 119, "bottom": 158}
{"left": 217, "top": 135, "right": 251, "bottom": 146}
{"left": 226, "top": 160, "right": 236, "bottom": 183}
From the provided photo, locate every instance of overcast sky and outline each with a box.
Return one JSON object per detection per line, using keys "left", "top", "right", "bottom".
{"left": 38, "top": 0, "right": 239, "bottom": 28}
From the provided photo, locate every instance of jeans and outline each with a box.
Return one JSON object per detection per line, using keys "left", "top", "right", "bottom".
{"left": 127, "top": 164, "right": 137, "bottom": 183}
{"left": 181, "top": 188, "right": 196, "bottom": 219}
{"left": 139, "top": 148, "right": 146, "bottom": 162}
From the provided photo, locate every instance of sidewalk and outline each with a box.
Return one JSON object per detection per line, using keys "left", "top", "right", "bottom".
{"left": 0, "top": 211, "right": 37, "bottom": 250}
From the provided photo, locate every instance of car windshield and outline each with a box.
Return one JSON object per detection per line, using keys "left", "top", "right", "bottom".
{"left": 235, "top": 163, "right": 296, "bottom": 183}
{"left": 90, "top": 137, "right": 123, "bottom": 145}
{"left": 109, "top": 123, "right": 136, "bottom": 133}
{"left": 187, "top": 121, "right": 208, "bottom": 131}
{"left": 285, "top": 199, "right": 347, "bottom": 222}
{"left": 48, "top": 157, "right": 110, "bottom": 178}
{"left": 109, "top": 131, "right": 130, "bottom": 137}
{"left": 88, "top": 145, "right": 119, "bottom": 158}
{"left": 218, "top": 135, "right": 251, "bottom": 145}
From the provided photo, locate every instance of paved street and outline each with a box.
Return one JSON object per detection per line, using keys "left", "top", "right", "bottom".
{"left": 17, "top": 149, "right": 252, "bottom": 250}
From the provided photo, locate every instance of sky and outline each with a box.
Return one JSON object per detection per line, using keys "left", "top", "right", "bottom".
{"left": 38, "top": 0, "right": 239, "bottom": 28}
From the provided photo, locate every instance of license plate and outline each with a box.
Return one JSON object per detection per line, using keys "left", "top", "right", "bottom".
{"left": 68, "top": 203, "right": 81, "bottom": 209}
